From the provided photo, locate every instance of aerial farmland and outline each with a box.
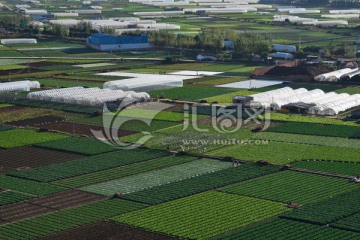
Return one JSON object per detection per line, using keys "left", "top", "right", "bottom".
{"left": 0, "top": 0, "right": 360, "bottom": 239}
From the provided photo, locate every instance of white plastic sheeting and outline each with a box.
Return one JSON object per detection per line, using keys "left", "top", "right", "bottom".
{"left": 329, "top": 9, "right": 360, "bottom": 14}
{"left": 1, "top": 38, "right": 37, "bottom": 45}
{"left": 315, "top": 68, "right": 358, "bottom": 82}
{"left": 0, "top": 80, "right": 40, "bottom": 93}
{"left": 100, "top": 72, "right": 200, "bottom": 92}
{"left": 270, "top": 89, "right": 324, "bottom": 110}
{"left": 321, "top": 14, "right": 359, "bottom": 19}
{"left": 251, "top": 86, "right": 360, "bottom": 115}
{"left": 27, "top": 87, "right": 150, "bottom": 107}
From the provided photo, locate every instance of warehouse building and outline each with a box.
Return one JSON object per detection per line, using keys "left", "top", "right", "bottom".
{"left": 86, "top": 33, "right": 152, "bottom": 51}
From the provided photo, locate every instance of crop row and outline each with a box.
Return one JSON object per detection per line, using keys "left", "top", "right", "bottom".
{"left": 220, "top": 171, "right": 358, "bottom": 204}
{"left": 0, "top": 199, "right": 146, "bottom": 240}
{"left": 122, "top": 163, "right": 279, "bottom": 205}
{"left": 254, "top": 132, "right": 360, "bottom": 149}
{"left": 10, "top": 148, "right": 169, "bottom": 182}
{"left": 215, "top": 219, "right": 360, "bottom": 240}
{"left": 333, "top": 213, "right": 360, "bottom": 233}
{"left": 210, "top": 141, "right": 360, "bottom": 165}
{"left": 292, "top": 160, "right": 360, "bottom": 176}
{"left": 0, "top": 175, "right": 66, "bottom": 196}
{"left": 52, "top": 154, "right": 198, "bottom": 188}
{"left": 0, "top": 129, "right": 67, "bottom": 149}
{"left": 82, "top": 158, "right": 232, "bottom": 196}
{"left": 0, "top": 191, "right": 32, "bottom": 206}
{"left": 116, "top": 192, "right": 288, "bottom": 240}
{"left": 268, "top": 122, "right": 360, "bottom": 138}
{"left": 281, "top": 189, "right": 360, "bottom": 225}
{"left": 266, "top": 113, "right": 359, "bottom": 126}
{"left": 35, "top": 137, "right": 117, "bottom": 155}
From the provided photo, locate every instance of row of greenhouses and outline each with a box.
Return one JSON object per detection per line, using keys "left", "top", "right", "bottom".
{"left": 315, "top": 68, "right": 359, "bottom": 82}
{"left": 27, "top": 87, "right": 150, "bottom": 107}
{"left": 0, "top": 81, "right": 40, "bottom": 93}
{"left": 249, "top": 87, "right": 360, "bottom": 115}
{"left": 100, "top": 72, "right": 199, "bottom": 91}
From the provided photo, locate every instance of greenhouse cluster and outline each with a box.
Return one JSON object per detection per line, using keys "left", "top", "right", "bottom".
{"left": 315, "top": 68, "right": 359, "bottom": 82}
{"left": 0, "top": 81, "right": 40, "bottom": 93}
{"left": 27, "top": 87, "right": 150, "bottom": 107}
{"left": 249, "top": 87, "right": 360, "bottom": 115}
{"left": 100, "top": 72, "right": 199, "bottom": 91}
{"left": 1, "top": 38, "right": 37, "bottom": 45}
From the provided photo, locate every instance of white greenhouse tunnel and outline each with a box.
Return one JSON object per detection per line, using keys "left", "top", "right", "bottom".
{"left": 249, "top": 87, "right": 360, "bottom": 116}
{"left": 27, "top": 87, "right": 150, "bottom": 107}
{"left": 0, "top": 81, "right": 40, "bottom": 93}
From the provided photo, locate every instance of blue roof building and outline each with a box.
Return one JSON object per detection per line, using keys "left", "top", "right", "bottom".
{"left": 87, "top": 33, "right": 152, "bottom": 51}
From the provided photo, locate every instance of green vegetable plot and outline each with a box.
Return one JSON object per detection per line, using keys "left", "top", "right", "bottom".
{"left": 0, "top": 129, "right": 67, "bottom": 149}
{"left": 281, "top": 189, "right": 360, "bottom": 225}
{"left": 10, "top": 148, "right": 169, "bottom": 182}
{"left": 82, "top": 158, "right": 232, "bottom": 196}
{"left": 292, "top": 160, "right": 360, "bottom": 176}
{"left": 123, "top": 163, "right": 279, "bottom": 205}
{"left": 216, "top": 219, "right": 360, "bottom": 240}
{"left": 0, "top": 199, "right": 146, "bottom": 240}
{"left": 220, "top": 171, "right": 358, "bottom": 204}
{"left": 115, "top": 192, "right": 289, "bottom": 240}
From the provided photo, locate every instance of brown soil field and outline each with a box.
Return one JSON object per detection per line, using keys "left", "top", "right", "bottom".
{"left": 40, "top": 221, "right": 180, "bottom": 240}
{"left": 5, "top": 115, "right": 65, "bottom": 126}
{"left": 0, "top": 146, "right": 85, "bottom": 171}
{"left": 0, "top": 106, "right": 27, "bottom": 114}
{"left": 36, "top": 122, "right": 137, "bottom": 138}
{"left": 0, "top": 190, "right": 105, "bottom": 224}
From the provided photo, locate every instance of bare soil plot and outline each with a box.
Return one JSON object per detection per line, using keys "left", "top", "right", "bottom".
{"left": 0, "top": 147, "right": 85, "bottom": 171}
{"left": 5, "top": 115, "right": 65, "bottom": 127}
{"left": 0, "top": 190, "right": 105, "bottom": 224}
{"left": 36, "top": 122, "right": 137, "bottom": 138}
{"left": 39, "top": 221, "right": 179, "bottom": 240}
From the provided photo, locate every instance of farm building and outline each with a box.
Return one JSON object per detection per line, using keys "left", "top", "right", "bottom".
{"left": 86, "top": 33, "right": 152, "bottom": 51}
{"left": 272, "top": 44, "right": 296, "bottom": 53}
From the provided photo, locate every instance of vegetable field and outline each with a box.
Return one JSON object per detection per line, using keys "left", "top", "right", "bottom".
{"left": 10, "top": 148, "right": 169, "bottom": 182}
{"left": 35, "top": 137, "right": 116, "bottom": 155}
{"left": 210, "top": 141, "right": 360, "bottom": 165}
{"left": 0, "top": 191, "right": 32, "bottom": 206}
{"left": 220, "top": 171, "right": 358, "bottom": 204}
{"left": 0, "top": 129, "right": 68, "bottom": 149}
{"left": 53, "top": 155, "right": 201, "bottom": 188}
{"left": 115, "top": 192, "right": 289, "bottom": 240}
{"left": 253, "top": 132, "right": 360, "bottom": 149}
{"left": 292, "top": 160, "right": 360, "bottom": 176}
{"left": 0, "top": 175, "right": 66, "bottom": 196}
{"left": 82, "top": 158, "right": 232, "bottom": 196}
{"left": 215, "top": 219, "right": 360, "bottom": 240}
{"left": 122, "top": 163, "right": 280, "bottom": 204}
{"left": 281, "top": 189, "right": 360, "bottom": 225}
{"left": 268, "top": 122, "right": 360, "bottom": 138}
{"left": 333, "top": 213, "right": 360, "bottom": 233}
{"left": 0, "top": 199, "right": 146, "bottom": 240}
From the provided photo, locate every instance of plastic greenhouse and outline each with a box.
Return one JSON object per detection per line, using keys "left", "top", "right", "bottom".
{"left": 100, "top": 72, "right": 199, "bottom": 91}
{"left": 249, "top": 87, "right": 360, "bottom": 115}
{"left": 0, "top": 81, "right": 40, "bottom": 92}
{"left": 315, "top": 68, "right": 358, "bottom": 82}
{"left": 27, "top": 87, "right": 150, "bottom": 107}
{"left": 1, "top": 38, "right": 37, "bottom": 45}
